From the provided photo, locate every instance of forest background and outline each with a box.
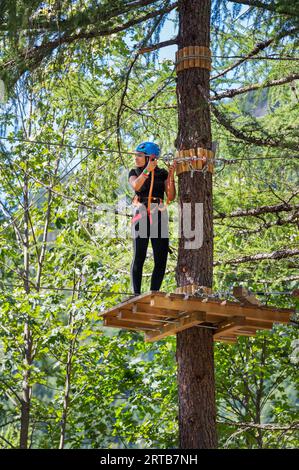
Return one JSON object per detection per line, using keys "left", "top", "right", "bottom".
{"left": 0, "top": 0, "right": 298, "bottom": 449}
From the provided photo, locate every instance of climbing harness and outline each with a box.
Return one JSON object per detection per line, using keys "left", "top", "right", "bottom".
{"left": 131, "top": 152, "right": 176, "bottom": 225}
{"left": 131, "top": 195, "right": 165, "bottom": 225}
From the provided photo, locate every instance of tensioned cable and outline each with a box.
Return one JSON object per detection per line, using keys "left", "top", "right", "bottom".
{"left": 0, "top": 73, "right": 177, "bottom": 234}
{"left": 0, "top": 112, "right": 139, "bottom": 233}
{"left": 0, "top": 282, "right": 295, "bottom": 296}
{"left": 0, "top": 283, "right": 133, "bottom": 296}
{"left": 2, "top": 154, "right": 298, "bottom": 226}
{"left": 0, "top": 150, "right": 298, "bottom": 232}
{"left": 0, "top": 135, "right": 137, "bottom": 155}
{"left": 0, "top": 135, "right": 298, "bottom": 163}
{"left": 213, "top": 55, "right": 299, "bottom": 61}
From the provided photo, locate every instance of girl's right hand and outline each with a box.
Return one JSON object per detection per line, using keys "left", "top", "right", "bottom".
{"left": 146, "top": 158, "right": 158, "bottom": 172}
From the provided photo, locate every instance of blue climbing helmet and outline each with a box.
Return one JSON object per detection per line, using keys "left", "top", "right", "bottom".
{"left": 135, "top": 141, "right": 160, "bottom": 158}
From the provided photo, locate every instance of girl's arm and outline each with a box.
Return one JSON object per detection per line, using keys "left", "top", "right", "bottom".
{"left": 164, "top": 164, "right": 176, "bottom": 201}
{"left": 129, "top": 174, "right": 148, "bottom": 192}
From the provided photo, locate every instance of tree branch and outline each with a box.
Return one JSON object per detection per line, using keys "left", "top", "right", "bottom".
{"left": 214, "top": 248, "right": 299, "bottom": 266}
{"left": 197, "top": 83, "right": 299, "bottom": 150}
{"left": 214, "top": 202, "right": 299, "bottom": 219}
{"left": 1, "top": 2, "right": 178, "bottom": 85}
{"left": 138, "top": 37, "right": 178, "bottom": 53}
{"left": 218, "top": 420, "right": 299, "bottom": 431}
{"left": 233, "top": 211, "right": 299, "bottom": 236}
{"left": 211, "top": 27, "right": 298, "bottom": 81}
{"left": 227, "top": 0, "right": 298, "bottom": 16}
{"left": 0, "top": 435, "right": 15, "bottom": 448}
{"left": 210, "top": 100, "right": 299, "bottom": 150}
{"left": 0, "top": 0, "right": 161, "bottom": 32}
{"left": 212, "top": 73, "right": 299, "bottom": 100}
{"left": 115, "top": 11, "right": 168, "bottom": 163}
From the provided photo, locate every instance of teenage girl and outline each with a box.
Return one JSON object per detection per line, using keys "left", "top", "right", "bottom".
{"left": 128, "top": 142, "right": 176, "bottom": 295}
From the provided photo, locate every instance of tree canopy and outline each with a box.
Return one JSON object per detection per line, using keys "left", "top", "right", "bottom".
{"left": 0, "top": 0, "right": 298, "bottom": 449}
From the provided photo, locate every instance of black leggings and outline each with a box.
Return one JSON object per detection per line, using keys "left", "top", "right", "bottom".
{"left": 130, "top": 206, "right": 169, "bottom": 295}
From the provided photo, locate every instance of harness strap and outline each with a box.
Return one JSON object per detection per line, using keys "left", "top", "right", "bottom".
{"left": 131, "top": 196, "right": 165, "bottom": 225}
{"left": 147, "top": 156, "right": 155, "bottom": 218}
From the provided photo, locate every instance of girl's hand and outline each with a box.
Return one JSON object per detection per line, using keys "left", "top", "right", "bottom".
{"left": 168, "top": 161, "right": 177, "bottom": 179}
{"left": 146, "top": 158, "right": 158, "bottom": 172}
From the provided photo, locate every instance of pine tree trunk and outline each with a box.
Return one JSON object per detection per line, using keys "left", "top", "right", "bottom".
{"left": 175, "top": 0, "right": 217, "bottom": 448}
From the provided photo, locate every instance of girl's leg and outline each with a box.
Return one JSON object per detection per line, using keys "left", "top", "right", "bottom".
{"left": 150, "top": 236, "right": 169, "bottom": 291}
{"left": 130, "top": 234, "right": 149, "bottom": 295}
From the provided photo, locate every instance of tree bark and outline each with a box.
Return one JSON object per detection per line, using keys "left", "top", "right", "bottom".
{"left": 175, "top": 0, "right": 217, "bottom": 448}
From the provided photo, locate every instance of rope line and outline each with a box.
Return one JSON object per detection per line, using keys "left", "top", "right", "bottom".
{"left": 0, "top": 282, "right": 296, "bottom": 297}
{"left": 1, "top": 135, "right": 298, "bottom": 164}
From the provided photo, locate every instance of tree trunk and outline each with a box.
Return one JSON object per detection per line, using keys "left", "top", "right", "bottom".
{"left": 175, "top": 0, "right": 217, "bottom": 448}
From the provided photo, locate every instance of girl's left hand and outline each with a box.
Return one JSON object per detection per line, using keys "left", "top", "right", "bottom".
{"left": 168, "top": 161, "right": 177, "bottom": 178}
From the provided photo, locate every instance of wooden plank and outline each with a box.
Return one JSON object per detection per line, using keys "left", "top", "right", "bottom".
{"left": 235, "top": 328, "right": 258, "bottom": 336}
{"left": 194, "top": 147, "right": 202, "bottom": 170}
{"left": 175, "top": 285, "right": 212, "bottom": 295}
{"left": 239, "top": 319, "right": 273, "bottom": 330}
{"left": 132, "top": 303, "right": 179, "bottom": 318}
{"left": 197, "top": 147, "right": 204, "bottom": 170}
{"left": 214, "top": 336, "right": 237, "bottom": 344}
{"left": 176, "top": 49, "right": 182, "bottom": 72}
{"left": 214, "top": 316, "right": 245, "bottom": 339}
{"left": 145, "top": 311, "right": 206, "bottom": 342}
{"left": 182, "top": 47, "right": 188, "bottom": 71}
{"left": 205, "top": 313, "right": 228, "bottom": 323}
{"left": 189, "top": 45, "right": 195, "bottom": 68}
{"left": 149, "top": 294, "right": 292, "bottom": 324}
{"left": 100, "top": 291, "right": 152, "bottom": 317}
{"left": 189, "top": 148, "right": 195, "bottom": 173}
{"left": 136, "top": 307, "right": 223, "bottom": 324}
{"left": 117, "top": 311, "right": 170, "bottom": 326}
{"left": 105, "top": 308, "right": 141, "bottom": 319}
{"left": 152, "top": 294, "right": 291, "bottom": 322}
{"left": 214, "top": 318, "right": 273, "bottom": 339}
{"left": 233, "top": 286, "right": 262, "bottom": 306}
{"left": 104, "top": 317, "right": 157, "bottom": 331}
{"left": 183, "top": 149, "right": 189, "bottom": 172}
{"left": 195, "top": 45, "right": 200, "bottom": 68}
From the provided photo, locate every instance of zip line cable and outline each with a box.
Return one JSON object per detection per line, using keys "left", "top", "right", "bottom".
{"left": 0, "top": 68, "right": 297, "bottom": 232}
{"left": 0, "top": 149, "right": 298, "bottom": 233}
{"left": 0, "top": 84, "right": 157, "bottom": 232}
{"left": 0, "top": 282, "right": 296, "bottom": 297}
{"left": 0, "top": 135, "right": 138, "bottom": 155}
{"left": 0, "top": 76, "right": 178, "bottom": 234}
{"left": 213, "top": 55, "right": 299, "bottom": 61}
{"left": 2, "top": 154, "right": 298, "bottom": 229}
{"left": 0, "top": 135, "right": 298, "bottom": 163}
{"left": 0, "top": 283, "right": 133, "bottom": 296}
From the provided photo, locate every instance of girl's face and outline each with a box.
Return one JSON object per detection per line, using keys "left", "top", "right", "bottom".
{"left": 135, "top": 152, "right": 147, "bottom": 167}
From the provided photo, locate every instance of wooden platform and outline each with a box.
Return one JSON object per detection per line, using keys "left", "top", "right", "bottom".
{"left": 100, "top": 291, "right": 294, "bottom": 343}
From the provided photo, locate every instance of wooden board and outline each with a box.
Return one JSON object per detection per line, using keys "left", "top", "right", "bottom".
{"left": 145, "top": 311, "right": 206, "bottom": 342}
{"left": 233, "top": 286, "right": 262, "bottom": 306}
{"left": 213, "top": 316, "right": 245, "bottom": 340}
{"left": 101, "top": 291, "right": 294, "bottom": 344}
{"left": 148, "top": 293, "right": 291, "bottom": 324}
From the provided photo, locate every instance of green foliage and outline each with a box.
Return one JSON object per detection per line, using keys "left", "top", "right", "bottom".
{"left": 0, "top": 0, "right": 298, "bottom": 450}
{"left": 215, "top": 328, "right": 299, "bottom": 448}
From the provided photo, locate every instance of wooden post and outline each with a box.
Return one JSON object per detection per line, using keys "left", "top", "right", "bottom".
{"left": 175, "top": 0, "right": 217, "bottom": 448}
{"left": 233, "top": 286, "right": 262, "bottom": 306}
